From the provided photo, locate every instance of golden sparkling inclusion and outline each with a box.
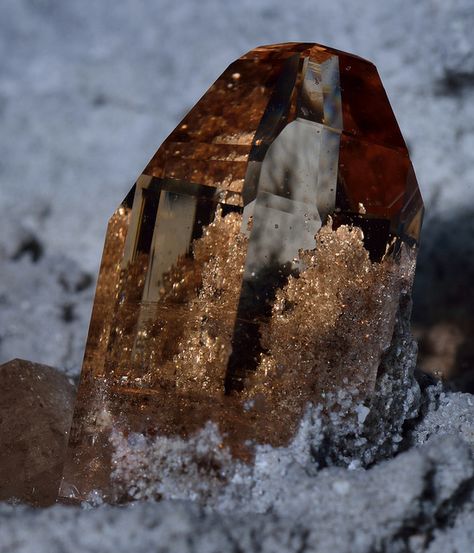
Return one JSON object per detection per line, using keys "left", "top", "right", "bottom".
{"left": 60, "top": 42, "right": 423, "bottom": 502}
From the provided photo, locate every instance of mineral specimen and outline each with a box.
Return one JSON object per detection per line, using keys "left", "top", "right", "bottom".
{"left": 0, "top": 359, "right": 75, "bottom": 506}
{"left": 60, "top": 42, "right": 423, "bottom": 503}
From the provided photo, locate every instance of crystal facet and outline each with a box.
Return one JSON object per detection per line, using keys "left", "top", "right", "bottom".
{"left": 60, "top": 43, "right": 423, "bottom": 502}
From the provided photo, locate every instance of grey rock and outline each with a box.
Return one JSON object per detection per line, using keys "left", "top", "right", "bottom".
{"left": 0, "top": 0, "right": 473, "bottom": 550}
{"left": 427, "top": 504, "right": 474, "bottom": 553}
{"left": 0, "top": 435, "right": 472, "bottom": 553}
{"left": 0, "top": 252, "right": 94, "bottom": 377}
{"left": 409, "top": 389, "right": 474, "bottom": 449}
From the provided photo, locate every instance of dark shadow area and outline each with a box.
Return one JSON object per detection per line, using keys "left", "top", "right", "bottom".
{"left": 412, "top": 207, "right": 474, "bottom": 392}
{"left": 11, "top": 235, "right": 44, "bottom": 263}
{"left": 225, "top": 255, "right": 294, "bottom": 394}
{"left": 435, "top": 71, "right": 474, "bottom": 96}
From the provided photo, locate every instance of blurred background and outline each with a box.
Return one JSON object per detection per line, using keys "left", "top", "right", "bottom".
{"left": 0, "top": 0, "right": 473, "bottom": 387}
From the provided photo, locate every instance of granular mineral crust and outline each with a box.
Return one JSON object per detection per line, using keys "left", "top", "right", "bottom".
{"left": 60, "top": 42, "right": 423, "bottom": 503}
{"left": 3, "top": 417, "right": 474, "bottom": 553}
{"left": 0, "top": 359, "right": 75, "bottom": 506}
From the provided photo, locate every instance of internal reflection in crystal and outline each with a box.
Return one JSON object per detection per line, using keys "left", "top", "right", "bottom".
{"left": 226, "top": 120, "right": 341, "bottom": 389}
{"left": 143, "top": 191, "right": 197, "bottom": 302}
{"left": 61, "top": 42, "right": 424, "bottom": 503}
{"left": 299, "top": 55, "right": 343, "bottom": 129}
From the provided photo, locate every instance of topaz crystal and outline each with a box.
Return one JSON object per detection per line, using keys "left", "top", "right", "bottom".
{"left": 60, "top": 43, "right": 423, "bottom": 502}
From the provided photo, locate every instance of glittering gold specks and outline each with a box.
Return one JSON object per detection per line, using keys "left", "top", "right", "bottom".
{"left": 61, "top": 42, "right": 422, "bottom": 503}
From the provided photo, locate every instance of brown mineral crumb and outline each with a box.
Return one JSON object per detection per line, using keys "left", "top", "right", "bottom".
{"left": 0, "top": 359, "right": 75, "bottom": 506}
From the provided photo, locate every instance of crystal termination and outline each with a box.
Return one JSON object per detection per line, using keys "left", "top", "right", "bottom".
{"left": 60, "top": 43, "right": 423, "bottom": 503}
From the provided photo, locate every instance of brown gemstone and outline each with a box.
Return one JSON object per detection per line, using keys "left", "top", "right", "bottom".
{"left": 0, "top": 359, "right": 75, "bottom": 506}
{"left": 60, "top": 42, "right": 423, "bottom": 503}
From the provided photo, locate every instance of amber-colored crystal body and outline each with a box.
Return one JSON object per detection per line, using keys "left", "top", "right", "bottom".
{"left": 60, "top": 43, "right": 423, "bottom": 502}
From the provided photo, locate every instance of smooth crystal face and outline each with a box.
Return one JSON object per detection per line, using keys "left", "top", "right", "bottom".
{"left": 60, "top": 43, "right": 423, "bottom": 502}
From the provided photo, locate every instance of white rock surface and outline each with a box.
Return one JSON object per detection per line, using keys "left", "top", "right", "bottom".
{"left": 0, "top": 0, "right": 473, "bottom": 551}
{"left": 0, "top": 432, "right": 473, "bottom": 553}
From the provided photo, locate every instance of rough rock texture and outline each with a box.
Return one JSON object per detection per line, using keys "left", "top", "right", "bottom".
{"left": 0, "top": 0, "right": 473, "bottom": 381}
{"left": 0, "top": 431, "right": 473, "bottom": 553}
{"left": 408, "top": 387, "right": 474, "bottom": 449}
{"left": 1, "top": 362, "right": 474, "bottom": 552}
{"left": 0, "top": 254, "right": 94, "bottom": 379}
{"left": 0, "top": 359, "right": 75, "bottom": 506}
{"left": 322, "top": 273, "right": 421, "bottom": 467}
{"left": 0, "top": 0, "right": 473, "bottom": 551}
